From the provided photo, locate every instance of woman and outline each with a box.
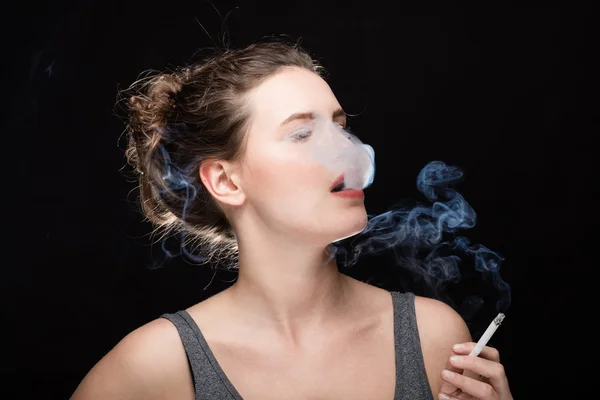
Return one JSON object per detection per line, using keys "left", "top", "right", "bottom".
{"left": 71, "top": 41, "right": 513, "bottom": 400}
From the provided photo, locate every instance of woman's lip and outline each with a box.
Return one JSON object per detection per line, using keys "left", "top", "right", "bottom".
{"left": 330, "top": 173, "right": 345, "bottom": 191}
{"left": 331, "top": 189, "right": 364, "bottom": 199}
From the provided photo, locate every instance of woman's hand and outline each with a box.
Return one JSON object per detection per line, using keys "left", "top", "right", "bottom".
{"left": 438, "top": 342, "right": 513, "bottom": 400}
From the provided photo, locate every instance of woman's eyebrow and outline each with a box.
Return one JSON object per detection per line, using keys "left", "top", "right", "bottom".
{"left": 280, "top": 108, "right": 346, "bottom": 126}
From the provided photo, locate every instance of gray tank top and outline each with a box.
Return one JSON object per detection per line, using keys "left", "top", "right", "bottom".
{"left": 161, "top": 291, "right": 434, "bottom": 400}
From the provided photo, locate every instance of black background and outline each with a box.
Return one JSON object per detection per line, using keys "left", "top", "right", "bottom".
{"left": 2, "top": 1, "right": 590, "bottom": 398}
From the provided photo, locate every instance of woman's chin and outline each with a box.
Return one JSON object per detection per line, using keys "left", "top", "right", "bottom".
{"left": 330, "top": 214, "right": 368, "bottom": 243}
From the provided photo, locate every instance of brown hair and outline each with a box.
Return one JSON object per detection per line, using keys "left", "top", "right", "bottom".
{"left": 121, "top": 40, "right": 324, "bottom": 269}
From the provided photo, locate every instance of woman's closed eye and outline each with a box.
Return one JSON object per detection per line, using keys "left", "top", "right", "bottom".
{"left": 291, "top": 128, "right": 313, "bottom": 142}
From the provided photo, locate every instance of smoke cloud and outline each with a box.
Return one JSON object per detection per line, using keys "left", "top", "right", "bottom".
{"left": 332, "top": 161, "right": 511, "bottom": 314}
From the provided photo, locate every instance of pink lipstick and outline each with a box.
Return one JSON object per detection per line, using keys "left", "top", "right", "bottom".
{"left": 331, "top": 189, "right": 365, "bottom": 199}
{"left": 330, "top": 173, "right": 364, "bottom": 199}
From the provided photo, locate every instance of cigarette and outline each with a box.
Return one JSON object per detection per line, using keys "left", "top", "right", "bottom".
{"left": 469, "top": 313, "right": 505, "bottom": 356}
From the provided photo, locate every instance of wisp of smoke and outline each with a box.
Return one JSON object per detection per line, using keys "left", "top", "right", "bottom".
{"left": 154, "top": 145, "right": 208, "bottom": 265}
{"left": 332, "top": 161, "right": 511, "bottom": 314}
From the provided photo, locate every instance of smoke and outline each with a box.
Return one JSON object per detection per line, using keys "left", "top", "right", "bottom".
{"left": 152, "top": 145, "right": 208, "bottom": 267}
{"left": 152, "top": 151, "right": 510, "bottom": 316}
{"left": 306, "top": 117, "right": 376, "bottom": 191}
{"left": 332, "top": 161, "right": 511, "bottom": 315}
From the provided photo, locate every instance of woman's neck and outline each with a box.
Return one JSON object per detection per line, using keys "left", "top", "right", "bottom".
{"left": 228, "top": 240, "right": 353, "bottom": 347}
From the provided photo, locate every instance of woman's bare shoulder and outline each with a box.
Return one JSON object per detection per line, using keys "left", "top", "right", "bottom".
{"left": 70, "top": 317, "right": 193, "bottom": 400}
{"left": 414, "top": 295, "right": 471, "bottom": 342}
{"left": 413, "top": 295, "right": 472, "bottom": 393}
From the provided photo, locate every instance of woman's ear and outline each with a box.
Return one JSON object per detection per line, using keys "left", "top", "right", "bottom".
{"left": 199, "top": 160, "right": 245, "bottom": 207}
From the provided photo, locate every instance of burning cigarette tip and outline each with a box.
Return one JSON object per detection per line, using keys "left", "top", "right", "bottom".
{"left": 493, "top": 313, "right": 505, "bottom": 326}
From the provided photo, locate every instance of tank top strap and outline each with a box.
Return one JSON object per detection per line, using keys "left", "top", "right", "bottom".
{"left": 390, "top": 291, "right": 435, "bottom": 400}
{"left": 161, "top": 310, "right": 242, "bottom": 399}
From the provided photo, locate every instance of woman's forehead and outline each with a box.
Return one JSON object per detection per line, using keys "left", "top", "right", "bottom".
{"left": 247, "top": 67, "right": 341, "bottom": 129}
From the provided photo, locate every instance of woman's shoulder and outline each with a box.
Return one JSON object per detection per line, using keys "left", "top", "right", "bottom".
{"left": 70, "top": 317, "right": 194, "bottom": 399}
{"left": 412, "top": 295, "right": 471, "bottom": 340}
{"left": 386, "top": 291, "right": 471, "bottom": 343}
{"left": 412, "top": 294, "right": 472, "bottom": 394}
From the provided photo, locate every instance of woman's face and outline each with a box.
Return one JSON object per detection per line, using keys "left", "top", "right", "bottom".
{"left": 238, "top": 67, "right": 368, "bottom": 245}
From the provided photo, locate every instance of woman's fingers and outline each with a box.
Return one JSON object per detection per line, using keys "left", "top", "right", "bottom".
{"left": 450, "top": 356, "right": 506, "bottom": 387}
{"left": 440, "top": 369, "right": 496, "bottom": 399}
{"left": 452, "top": 342, "right": 500, "bottom": 362}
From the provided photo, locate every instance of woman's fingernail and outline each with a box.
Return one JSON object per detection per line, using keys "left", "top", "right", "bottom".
{"left": 442, "top": 369, "right": 455, "bottom": 379}
{"left": 450, "top": 355, "right": 463, "bottom": 365}
{"left": 453, "top": 343, "right": 465, "bottom": 351}
{"left": 439, "top": 393, "right": 450, "bottom": 400}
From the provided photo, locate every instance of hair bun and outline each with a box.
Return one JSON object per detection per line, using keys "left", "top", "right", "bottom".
{"left": 124, "top": 72, "right": 186, "bottom": 177}
{"left": 130, "top": 73, "right": 183, "bottom": 125}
